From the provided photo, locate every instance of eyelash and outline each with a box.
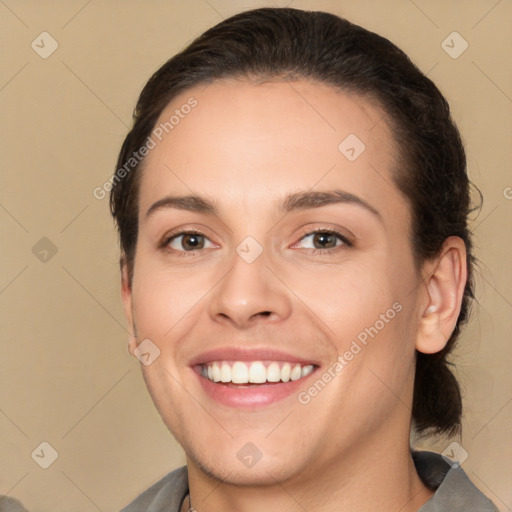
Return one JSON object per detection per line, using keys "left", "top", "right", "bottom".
{"left": 160, "top": 227, "right": 353, "bottom": 258}
{"left": 294, "top": 227, "right": 353, "bottom": 255}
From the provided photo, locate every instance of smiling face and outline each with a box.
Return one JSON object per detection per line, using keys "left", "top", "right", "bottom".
{"left": 122, "top": 78, "right": 428, "bottom": 485}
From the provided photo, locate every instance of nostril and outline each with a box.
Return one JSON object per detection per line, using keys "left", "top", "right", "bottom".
{"left": 250, "top": 311, "right": 272, "bottom": 320}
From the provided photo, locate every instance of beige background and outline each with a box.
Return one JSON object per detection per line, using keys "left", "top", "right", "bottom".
{"left": 1, "top": 0, "right": 511, "bottom": 510}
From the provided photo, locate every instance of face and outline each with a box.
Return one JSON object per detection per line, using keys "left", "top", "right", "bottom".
{"left": 123, "top": 79, "right": 426, "bottom": 485}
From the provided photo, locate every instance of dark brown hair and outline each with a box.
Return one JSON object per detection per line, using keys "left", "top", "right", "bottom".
{"left": 110, "top": 7, "right": 476, "bottom": 436}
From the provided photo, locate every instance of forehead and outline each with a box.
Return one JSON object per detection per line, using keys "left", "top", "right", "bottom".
{"left": 138, "top": 78, "right": 406, "bottom": 221}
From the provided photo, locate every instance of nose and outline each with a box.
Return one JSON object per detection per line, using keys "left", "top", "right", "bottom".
{"left": 208, "top": 248, "right": 292, "bottom": 329}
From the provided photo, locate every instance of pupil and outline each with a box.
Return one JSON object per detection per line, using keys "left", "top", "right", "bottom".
{"left": 314, "top": 233, "right": 335, "bottom": 248}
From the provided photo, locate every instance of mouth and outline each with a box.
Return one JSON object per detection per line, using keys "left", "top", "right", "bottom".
{"left": 191, "top": 354, "right": 319, "bottom": 408}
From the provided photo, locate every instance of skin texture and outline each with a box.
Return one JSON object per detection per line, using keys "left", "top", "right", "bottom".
{"left": 121, "top": 79, "right": 467, "bottom": 512}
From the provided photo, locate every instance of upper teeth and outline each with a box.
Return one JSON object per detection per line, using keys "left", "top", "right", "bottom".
{"left": 201, "top": 361, "right": 314, "bottom": 384}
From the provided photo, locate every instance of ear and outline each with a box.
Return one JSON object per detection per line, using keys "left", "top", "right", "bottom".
{"left": 416, "top": 236, "right": 468, "bottom": 354}
{"left": 120, "top": 257, "right": 137, "bottom": 357}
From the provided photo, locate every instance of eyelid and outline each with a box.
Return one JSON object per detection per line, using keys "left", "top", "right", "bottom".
{"left": 159, "top": 227, "right": 217, "bottom": 251}
{"left": 290, "top": 226, "right": 354, "bottom": 249}
{"left": 170, "top": 233, "right": 215, "bottom": 251}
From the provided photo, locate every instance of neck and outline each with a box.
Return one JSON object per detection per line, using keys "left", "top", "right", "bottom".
{"left": 182, "top": 436, "right": 433, "bottom": 512}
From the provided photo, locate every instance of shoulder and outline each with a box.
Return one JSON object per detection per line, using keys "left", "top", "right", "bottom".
{"left": 0, "top": 496, "right": 29, "bottom": 512}
{"left": 413, "top": 451, "right": 499, "bottom": 512}
{"left": 120, "top": 465, "right": 188, "bottom": 512}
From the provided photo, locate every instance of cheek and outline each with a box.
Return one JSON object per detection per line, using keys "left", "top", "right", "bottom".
{"left": 292, "top": 255, "right": 417, "bottom": 380}
{"left": 130, "top": 259, "right": 208, "bottom": 339}
{"left": 281, "top": 257, "right": 400, "bottom": 339}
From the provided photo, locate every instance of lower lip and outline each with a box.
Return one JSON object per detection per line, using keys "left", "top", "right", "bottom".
{"left": 193, "top": 367, "right": 317, "bottom": 408}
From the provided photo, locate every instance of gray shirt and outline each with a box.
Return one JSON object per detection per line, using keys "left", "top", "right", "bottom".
{"left": 120, "top": 451, "right": 498, "bottom": 512}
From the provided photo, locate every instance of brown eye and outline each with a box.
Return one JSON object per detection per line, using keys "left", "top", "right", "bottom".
{"left": 295, "top": 230, "right": 350, "bottom": 251}
{"left": 167, "top": 232, "right": 213, "bottom": 251}
{"left": 181, "top": 233, "right": 204, "bottom": 250}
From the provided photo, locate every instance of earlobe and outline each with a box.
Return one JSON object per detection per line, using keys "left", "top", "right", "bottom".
{"left": 416, "top": 237, "right": 467, "bottom": 355}
{"left": 127, "top": 334, "right": 138, "bottom": 357}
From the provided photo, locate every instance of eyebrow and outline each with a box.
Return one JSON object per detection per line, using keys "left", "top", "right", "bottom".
{"left": 144, "top": 189, "right": 381, "bottom": 220}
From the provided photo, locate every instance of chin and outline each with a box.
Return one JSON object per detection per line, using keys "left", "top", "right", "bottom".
{"left": 191, "top": 454, "right": 301, "bottom": 486}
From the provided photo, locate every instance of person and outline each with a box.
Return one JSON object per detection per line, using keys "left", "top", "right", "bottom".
{"left": 110, "top": 7, "right": 498, "bottom": 512}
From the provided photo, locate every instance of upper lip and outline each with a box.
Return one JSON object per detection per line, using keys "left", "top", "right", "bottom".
{"left": 188, "top": 347, "right": 320, "bottom": 367}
